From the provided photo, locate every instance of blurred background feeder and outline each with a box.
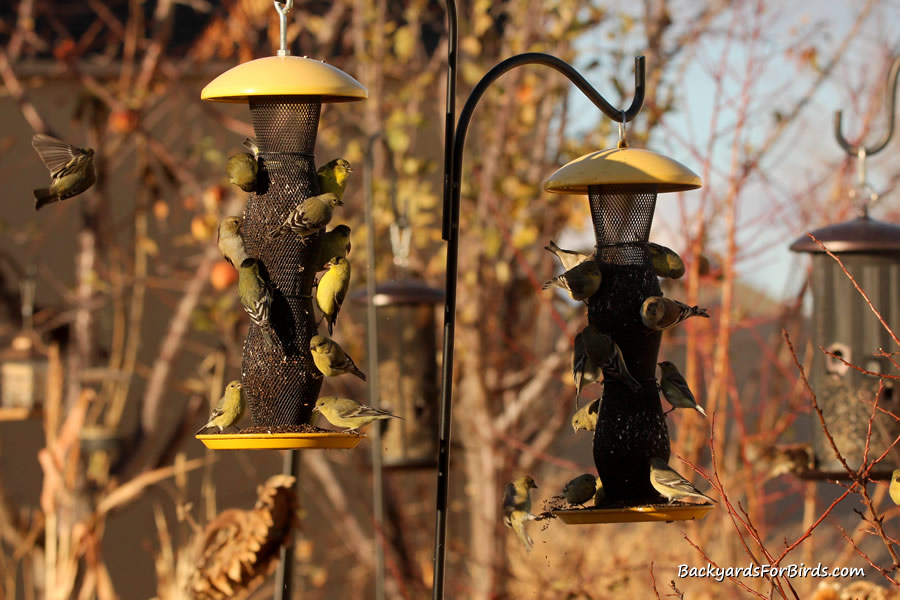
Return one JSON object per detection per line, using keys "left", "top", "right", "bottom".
{"left": 351, "top": 280, "right": 443, "bottom": 469}
{"left": 0, "top": 270, "right": 45, "bottom": 420}
{"left": 545, "top": 146, "right": 701, "bottom": 505}
{"left": 201, "top": 55, "right": 366, "bottom": 431}
{"left": 790, "top": 216, "right": 900, "bottom": 476}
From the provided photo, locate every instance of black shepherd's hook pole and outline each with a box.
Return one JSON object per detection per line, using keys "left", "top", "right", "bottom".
{"left": 834, "top": 55, "right": 900, "bottom": 156}
{"left": 431, "top": 52, "right": 645, "bottom": 600}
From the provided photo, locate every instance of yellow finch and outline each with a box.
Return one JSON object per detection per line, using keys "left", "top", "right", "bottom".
{"left": 563, "top": 474, "right": 597, "bottom": 506}
{"left": 544, "top": 240, "right": 594, "bottom": 271}
{"left": 502, "top": 476, "right": 538, "bottom": 551}
{"left": 647, "top": 242, "right": 685, "bottom": 279}
{"left": 582, "top": 324, "right": 641, "bottom": 393}
{"left": 572, "top": 330, "right": 602, "bottom": 406}
{"left": 226, "top": 153, "right": 258, "bottom": 193}
{"left": 238, "top": 258, "right": 275, "bottom": 348}
{"left": 31, "top": 133, "right": 96, "bottom": 210}
{"left": 316, "top": 257, "right": 350, "bottom": 336}
{"left": 309, "top": 335, "right": 366, "bottom": 380}
{"left": 891, "top": 470, "right": 900, "bottom": 506}
{"left": 266, "top": 192, "right": 342, "bottom": 241}
{"left": 571, "top": 398, "right": 600, "bottom": 433}
{"left": 542, "top": 259, "right": 602, "bottom": 302}
{"left": 196, "top": 380, "right": 246, "bottom": 434}
{"left": 318, "top": 224, "right": 352, "bottom": 271}
{"left": 317, "top": 158, "right": 353, "bottom": 202}
{"left": 313, "top": 396, "right": 402, "bottom": 431}
{"left": 640, "top": 296, "right": 709, "bottom": 332}
{"left": 649, "top": 457, "right": 715, "bottom": 504}
{"left": 657, "top": 361, "right": 707, "bottom": 417}
{"left": 217, "top": 216, "right": 249, "bottom": 268}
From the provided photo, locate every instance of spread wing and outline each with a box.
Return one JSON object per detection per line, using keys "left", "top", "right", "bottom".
{"left": 32, "top": 134, "right": 80, "bottom": 176}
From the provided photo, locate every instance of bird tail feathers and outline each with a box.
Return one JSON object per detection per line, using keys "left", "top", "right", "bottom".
{"left": 34, "top": 188, "right": 57, "bottom": 211}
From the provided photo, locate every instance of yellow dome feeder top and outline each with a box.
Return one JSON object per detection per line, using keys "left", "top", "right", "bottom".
{"left": 544, "top": 147, "right": 701, "bottom": 194}
{"left": 201, "top": 56, "right": 368, "bottom": 103}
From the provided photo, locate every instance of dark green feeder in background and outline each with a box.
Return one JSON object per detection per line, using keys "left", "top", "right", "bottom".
{"left": 790, "top": 215, "right": 900, "bottom": 476}
{"left": 351, "top": 280, "right": 444, "bottom": 469}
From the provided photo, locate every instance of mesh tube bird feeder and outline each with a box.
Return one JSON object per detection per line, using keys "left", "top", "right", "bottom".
{"left": 199, "top": 30, "right": 366, "bottom": 450}
{"left": 544, "top": 147, "right": 702, "bottom": 510}
{"left": 790, "top": 216, "right": 900, "bottom": 477}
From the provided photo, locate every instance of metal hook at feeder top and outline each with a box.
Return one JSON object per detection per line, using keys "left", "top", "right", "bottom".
{"left": 274, "top": 0, "right": 294, "bottom": 56}
{"left": 617, "top": 110, "right": 628, "bottom": 149}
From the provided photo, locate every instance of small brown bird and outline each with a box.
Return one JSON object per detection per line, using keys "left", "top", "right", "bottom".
{"left": 542, "top": 259, "right": 602, "bottom": 302}
{"left": 571, "top": 398, "right": 600, "bottom": 433}
{"left": 647, "top": 242, "right": 685, "bottom": 279}
{"left": 640, "top": 296, "right": 709, "bottom": 332}
{"left": 581, "top": 324, "right": 641, "bottom": 393}
{"left": 544, "top": 240, "right": 594, "bottom": 271}
{"left": 502, "top": 475, "right": 538, "bottom": 551}
{"left": 890, "top": 469, "right": 900, "bottom": 506}
{"left": 657, "top": 361, "right": 707, "bottom": 418}
{"left": 309, "top": 335, "right": 366, "bottom": 381}
{"left": 572, "top": 331, "right": 603, "bottom": 406}
{"left": 32, "top": 134, "right": 96, "bottom": 210}
{"left": 649, "top": 457, "right": 716, "bottom": 504}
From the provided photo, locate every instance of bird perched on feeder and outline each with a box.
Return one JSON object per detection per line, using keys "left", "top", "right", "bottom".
{"left": 571, "top": 398, "right": 600, "bottom": 433}
{"left": 317, "top": 158, "right": 353, "bottom": 202}
{"left": 563, "top": 474, "right": 598, "bottom": 506}
{"left": 316, "top": 257, "right": 351, "bottom": 336}
{"left": 226, "top": 152, "right": 258, "bottom": 193}
{"left": 318, "top": 224, "right": 352, "bottom": 271}
{"left": 657, "top": 361, "right": 707, "bottom": 418}
{"left": 238, "top": 258, "right": 275, "bottom": 349}
{"left": 649, "top": 457, "right": 716, "bottom": 504}
{"left": 196, "top": 380, "right": 246, "bottom": 434}
{"left": 266, "top": 192, "right": 342, "bottom": 241}
{"left": 572, "top": 330, "right": 603, "bottom": 406}
{"left": 313, "top": 396, "right": 402, "bottom": 431}
{"left": 647, "top": 242, "right": 685, "bottom": 279}
{"left": 640, "top": 296, "right": 709, "bottom": 332}
{"left": 544, "top": 240, "right": 594, "bottom": 271}
{"left": 890, "top": 470, "right": 900, "bottom": 506}
{"left": 217, "top": 216, "right": 249, "bottom": 268}
{"left": 31, "top": 133, "right": 96, "bottom": 210}
{"left": 502, "top": 476, "right": 538, "bottom": 552}
{"left": 309, "top": 335, "right": 366, "bottom": 381}
{"left": 542, "top": 259, "right": 602, "bottom": 302}
{"left": 581, "top": 324, "right": 641, "bottom": 393}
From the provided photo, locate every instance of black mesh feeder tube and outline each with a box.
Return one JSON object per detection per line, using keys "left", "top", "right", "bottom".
{"left": 543, "top": 147, "right": 704, "bottom": 510}
{"left": 790, "top": 216, "right": 900, "bottom": 478}
{"left": 200, "top": 55, "right": 367, "bottom": 442}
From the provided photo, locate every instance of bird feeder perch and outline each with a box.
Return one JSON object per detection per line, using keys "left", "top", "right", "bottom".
{"left": 351, "top": 280, "right": 444, "bottom": 468}
{"left": 544, "top": 145, "right": 702, "bottom": 517}
{"left": 790, "top": 216, "right": 900, "bottom": 477}
{"left": 198, "top": 6, "right": 367, "bottom": 450}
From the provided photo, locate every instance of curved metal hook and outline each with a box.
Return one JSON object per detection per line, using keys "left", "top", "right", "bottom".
{"left": 834, "top": 55, "right": 900, "bottom": 156}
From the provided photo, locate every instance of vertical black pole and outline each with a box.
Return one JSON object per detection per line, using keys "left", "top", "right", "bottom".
{"left": 274, "top": 449, "right": 298, "bottom": 600}
{"left": 432, "top": 1, "right": 457, "bottom": 598}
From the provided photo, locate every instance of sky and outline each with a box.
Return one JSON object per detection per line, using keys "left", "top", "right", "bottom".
{"left": 562, "top": 0, "right": 900, "bottom": 301}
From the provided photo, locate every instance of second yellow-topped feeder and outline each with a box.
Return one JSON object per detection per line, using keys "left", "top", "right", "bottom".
{"left": 199, "top": 22, "right": 367, "bottom": 450}
{"left": 544, "top": 142, "right": 706, "bottom": 523}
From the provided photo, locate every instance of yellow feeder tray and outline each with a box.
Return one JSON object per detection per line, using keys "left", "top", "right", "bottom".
{"left": 201, "top": 55, "right": 367, "bottom": 103}
{"left": 544, "top": 147, "right": 702, "bottom": 194}
{"left": 553, "top": 502, "right": 714, "bottom": 524}
{"left": 196, "top": 431, "right": 365, "bottom": 450}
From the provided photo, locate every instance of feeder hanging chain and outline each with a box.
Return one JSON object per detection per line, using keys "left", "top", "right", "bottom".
{"left": 274, "top": 0, "right": 293, "bottom": 56}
